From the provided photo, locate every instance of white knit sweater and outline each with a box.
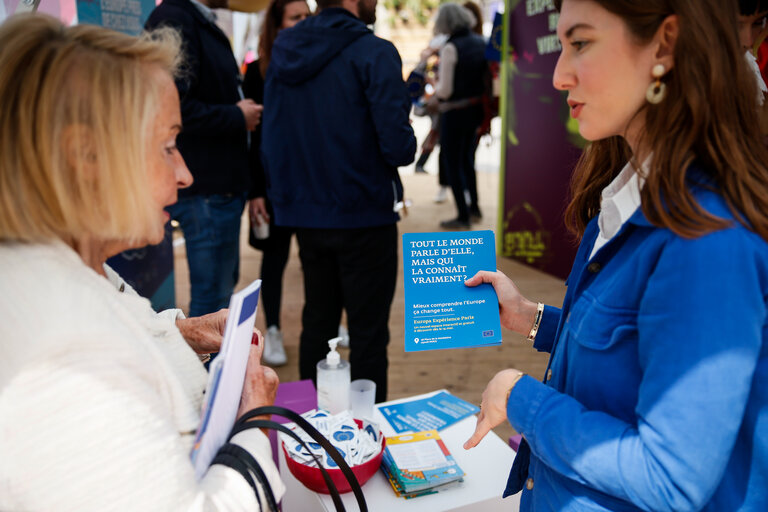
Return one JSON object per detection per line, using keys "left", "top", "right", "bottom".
{"left": 0, "top": 242, "right": 284, "bottom": 511}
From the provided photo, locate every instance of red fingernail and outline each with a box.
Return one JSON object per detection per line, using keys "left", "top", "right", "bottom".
{"left": 251, "top": 333, "right": 259, "bottom": 345}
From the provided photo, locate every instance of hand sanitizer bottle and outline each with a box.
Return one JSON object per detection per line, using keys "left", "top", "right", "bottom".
{"left": 316, "top": 337, "right": 350, "bottom": 414}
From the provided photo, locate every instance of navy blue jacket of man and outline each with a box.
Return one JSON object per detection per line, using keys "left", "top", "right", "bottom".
{"left": 261, "top": 8, "right": 416, "bottom": 229}
{"left": 145, "top": 0, "right": 251, "bottom": 198}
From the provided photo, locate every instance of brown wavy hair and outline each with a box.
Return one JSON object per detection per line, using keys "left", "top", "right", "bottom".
{"left": 554, "top": 0, "right": 768, "bottom": 241}
{"left": 258, "top": 0, "right": 309, "bottom": 77}
{"left": 463, "top": 1, "right": 484, "bottom": 35}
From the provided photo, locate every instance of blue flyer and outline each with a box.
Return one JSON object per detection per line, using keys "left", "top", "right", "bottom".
{"left": 402, "top": 230, "right": 502, "bottom": 352}
{"left": 377, "top": 391, "right": 480, "bottom": 434}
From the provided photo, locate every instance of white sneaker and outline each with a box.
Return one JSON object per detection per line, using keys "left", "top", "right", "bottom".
{"left": 337, "top": 325, "right": 350, "bottom": 348}
{"left": 263, "top": 325, "right": 287, "bottom": 366}
{"left": 434, "top": 186, "right": 449, "bottom": 203}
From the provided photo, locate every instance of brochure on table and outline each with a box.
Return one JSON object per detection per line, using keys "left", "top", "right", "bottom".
{"left": 403, "top": 230, "right": 502, "bottom": 352}
{"left": 377, "top": 390, "right": 480, "bottom": 434}
{"left": 191, "top": 279, "right": 262, "bottom": 480}
{"left": 382, "top": 429, "right": 465, "bottom": 498}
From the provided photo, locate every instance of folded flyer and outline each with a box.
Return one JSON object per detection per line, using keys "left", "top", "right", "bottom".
{"left": 377, "top": 390, "right": 480, "bottom": 434}
{"left": 402, "top": 230, "right": 501, "bottom": 352}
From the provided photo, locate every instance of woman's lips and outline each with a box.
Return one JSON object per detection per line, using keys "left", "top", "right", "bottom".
{"left": 568, "top": 100, "right": 584, "bottom": 119}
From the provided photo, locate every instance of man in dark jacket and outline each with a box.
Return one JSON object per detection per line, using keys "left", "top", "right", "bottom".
{"left": 145, "top": 0, "right": 262, "bottom": 318}
{"left": 262, "top": 0, "right": 416, "bottom": 402}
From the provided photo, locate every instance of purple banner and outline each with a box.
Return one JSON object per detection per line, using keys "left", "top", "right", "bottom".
{"left": 500, "top": 1, "right": 584, "bottom": 279}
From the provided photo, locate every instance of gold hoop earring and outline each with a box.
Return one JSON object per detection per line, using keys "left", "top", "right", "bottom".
{"left": 646, "top": 64, "right": 666, "bottom": 104}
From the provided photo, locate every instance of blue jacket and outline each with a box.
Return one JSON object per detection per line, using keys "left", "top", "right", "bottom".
{"left": 145, "top": 0, "right": 250, "bottom": 197}
{"left": 261, "top": 8, "right": 416, "bottom": 229}
{"left": 506, "top": 171, "right": 768, "bottom": 511}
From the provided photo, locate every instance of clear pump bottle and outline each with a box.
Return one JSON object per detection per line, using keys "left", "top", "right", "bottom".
{"left": 316, "top": 337, "right": 350, "bottom": 414}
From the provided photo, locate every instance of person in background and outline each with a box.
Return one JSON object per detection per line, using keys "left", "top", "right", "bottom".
{"left": 738, "top": 0, "right": 768, "bottom": 140}
{"left": 463, "top": 0, "right": 484, "bottom": 35}
{"left": 464, "top": 1, "right": 768, "bottom": 510}
{"left": 0, "top": 15, "right": 282, "bottom": 510}
{"left": 433, "top": 3, "right": 487, "bottom": 229}
{"left": 261, "top": 0, "right": 416, "bottom": 403}
{"left": 243, "top": 0, "right": 310, "bottom": 366}
{"left": 412, "top": 33, "right": 449, "bottom": 202}
{"left": 145, "top": 0, "right": 262, "bottom": 324}
{"left": 738, "top": 0, "right": 768, "bottom": 51}
{"left": 415, "top": 2, "right": 483, "bottom": 202}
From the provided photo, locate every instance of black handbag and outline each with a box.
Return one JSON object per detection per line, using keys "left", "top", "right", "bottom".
{"left": 213, "top": 405, "right": 368, "bottom": 512}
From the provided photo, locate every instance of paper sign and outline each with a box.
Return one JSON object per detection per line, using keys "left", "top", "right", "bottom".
{"left": 402, "top": 230, "right": 501, "bottom": 352}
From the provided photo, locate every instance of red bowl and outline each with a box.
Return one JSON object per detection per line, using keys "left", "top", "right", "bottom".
{"left": 282, "top": 420, "right": 385, "bottom": 494}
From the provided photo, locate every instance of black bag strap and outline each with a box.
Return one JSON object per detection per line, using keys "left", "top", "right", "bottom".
{"left": 211, "top": 451, "right": 258, "bottom": 494}
{"left": 243, "top": 419, "right": 348, "bottom": 512}
{"left": 219, "top": 443, "right": 279, "bottom": 511}
{"left": 232, "top": 406, "right": 368, "bottom": 512}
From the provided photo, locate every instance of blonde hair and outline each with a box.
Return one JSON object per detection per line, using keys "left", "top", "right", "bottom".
{"left": 0, "top": 14, "right": 183, "bottom": 244}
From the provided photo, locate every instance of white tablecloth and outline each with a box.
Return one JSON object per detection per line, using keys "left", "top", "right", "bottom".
{"left": 279, "top": 389, "right": 521, "bottom": 512}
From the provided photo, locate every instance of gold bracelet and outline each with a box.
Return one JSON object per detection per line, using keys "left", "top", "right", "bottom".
{"left": 527, "top": 302, "right": 545, "bottom": 341}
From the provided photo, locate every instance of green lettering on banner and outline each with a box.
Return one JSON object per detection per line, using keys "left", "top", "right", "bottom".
{"left": 526, "top": 0, "right": 555, "bottom": 17}
{"left": 536, "top": 34, "right": 562, "bottom": 56}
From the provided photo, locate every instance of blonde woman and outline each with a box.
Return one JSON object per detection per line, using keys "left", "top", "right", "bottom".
{"left": 0, "top": 15, "right": 282, "bottom": 511}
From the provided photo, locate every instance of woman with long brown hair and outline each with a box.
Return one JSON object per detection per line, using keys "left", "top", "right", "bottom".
{"left": 243, "top": 0, "right": 309, "bottom": 366}
{"left": 463, "top": 0, "right": 768, "bottom": 510}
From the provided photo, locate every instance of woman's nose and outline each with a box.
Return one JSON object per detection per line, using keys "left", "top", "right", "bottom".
{"left": 175, "top": 157, "right": 193, "bottom": 189}
{"left": 553, "top": 52, "right": 574, "bottom": 91}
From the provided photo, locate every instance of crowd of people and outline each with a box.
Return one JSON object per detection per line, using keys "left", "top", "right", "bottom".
{"left": 1, "top": 0, "right": 767, "bottom": 510}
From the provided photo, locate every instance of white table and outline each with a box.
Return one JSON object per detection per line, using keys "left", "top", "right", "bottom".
{"left": 279, "top": 390, "right": 521, "bottom": 512}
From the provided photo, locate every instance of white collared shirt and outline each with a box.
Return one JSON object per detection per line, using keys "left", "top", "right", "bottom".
{"left": 589, "top": 159, "right": 648, "bottom": 259}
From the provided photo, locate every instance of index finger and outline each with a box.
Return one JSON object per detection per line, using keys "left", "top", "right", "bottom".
{"left": 463, "top": 416, "right": 492, "bottom": 450}
{"left": 250, "top": 331, "right": 265, "bottom": 361}
{"left": 464, "top": 270, "right": 499, "bottom": 288}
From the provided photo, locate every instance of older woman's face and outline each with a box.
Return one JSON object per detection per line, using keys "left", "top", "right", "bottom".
{"left": 553, "top": 0, "right": 660, "bottom": 149}
{"left": 145, "top": 71, "right": 192, "bottom": 245}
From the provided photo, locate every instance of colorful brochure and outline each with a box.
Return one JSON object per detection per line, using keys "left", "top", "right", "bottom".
{"left": 377, "top": 391, "right": 480, "bottom": 434}
{"left": 381, "top": 430, "right": 465, "bottom": 498}
{"left": 402, "top": 230, "right": 501, "bottom": 352}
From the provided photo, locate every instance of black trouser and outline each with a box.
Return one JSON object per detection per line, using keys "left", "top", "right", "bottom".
{"left": 440, "top": 106, "right": 483, "bottom": 221}
{"left": 259, "top": 224, "right": 293, "bottom": 328}
{"left": 296, "top": 224, "right": 398, "bottom": 403}
{"left": 415, "top": 149, "right": 431, "bottom": 168}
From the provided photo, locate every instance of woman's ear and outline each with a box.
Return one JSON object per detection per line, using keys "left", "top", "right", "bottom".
{"left": 655, "top": 14, "right": 679, "bottom": 72}
{"left": 62, "top": 124, "right": 98, "bottom": 179}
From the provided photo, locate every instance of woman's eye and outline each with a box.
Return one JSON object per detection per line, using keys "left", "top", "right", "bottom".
{"left": 164, "top": 145, "right": 177, "bottom": 155}
{"left": 571, "top": 40, "right": 588, "bottom": 51}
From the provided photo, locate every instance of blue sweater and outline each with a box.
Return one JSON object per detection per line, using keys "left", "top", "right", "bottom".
{"left": 507, "top": 175, "right": 768, "bottom": 511}
{"left": 261, "top": 8, "right": 416, "bottom": 229}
